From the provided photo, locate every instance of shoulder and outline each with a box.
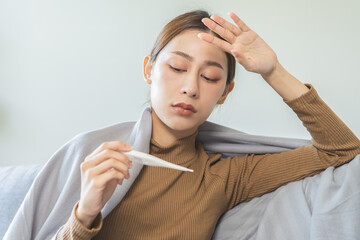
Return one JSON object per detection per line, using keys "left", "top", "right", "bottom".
{"left": 205, "top": 151, "right": 248, "bottom": 180}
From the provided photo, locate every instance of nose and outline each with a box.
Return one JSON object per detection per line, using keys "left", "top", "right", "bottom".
{"left": 180, "top": 75, "right": 199, "bottom": 98}
{"left": 181, "top": 87, "right": 197, "bottom": 98}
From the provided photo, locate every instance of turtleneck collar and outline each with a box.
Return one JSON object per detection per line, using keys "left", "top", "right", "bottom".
{"left": 149, "top": 129, "right": 199, "bottom": 165}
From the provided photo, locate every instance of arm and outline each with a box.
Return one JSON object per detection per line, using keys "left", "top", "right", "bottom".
{"left": 224, "top": 83, "right": 360, "bottom": 209}
{"left": 261, "top": 61, "right": 310, "bottom": 101}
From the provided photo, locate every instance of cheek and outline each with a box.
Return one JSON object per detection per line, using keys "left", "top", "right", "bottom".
{"left": 150, "top": 72, "right": 176, "bottom": 104}
{"left": 203, "top": 85, "right": 226, "bottom": 106}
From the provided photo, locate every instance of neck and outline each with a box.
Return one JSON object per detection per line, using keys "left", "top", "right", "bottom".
{"left": 151, "top": 108, "right": 197, "bottom": 146}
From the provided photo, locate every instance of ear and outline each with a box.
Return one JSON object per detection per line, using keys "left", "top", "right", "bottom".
{"left": 143, "top": 55, "right": 153, "bottom": 84}
{"left": 217, "top": 81, "right": 235, "bottom": 104}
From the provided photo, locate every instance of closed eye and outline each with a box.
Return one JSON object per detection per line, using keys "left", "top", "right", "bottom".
{"left": 170, "top": 65, "right": 185, "bottom": 72}
{"left": 202, "top": 75, "right": 218, "bottom": 82}
{"left": 169, "top": 65, "right": 219, "bottom": 82}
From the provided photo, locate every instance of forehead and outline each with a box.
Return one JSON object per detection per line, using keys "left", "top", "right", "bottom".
{"left": 159, "top": 30, "right": 227, "bottom": 69}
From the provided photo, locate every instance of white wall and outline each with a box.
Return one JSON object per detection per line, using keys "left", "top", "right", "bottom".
{"left": 1, "top": 0, "right": 359, "bottom": 166}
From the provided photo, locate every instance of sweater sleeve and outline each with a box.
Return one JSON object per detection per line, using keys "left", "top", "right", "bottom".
{"left": 223, "top": 83, "right": 360, "bottom": 210}
{"left": 56, "top": 201, "right": 103, "bottom": 240}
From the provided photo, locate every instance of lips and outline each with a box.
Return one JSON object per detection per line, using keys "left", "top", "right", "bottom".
{"left": 172, "top": 102, "right": 197, "bottom": 113}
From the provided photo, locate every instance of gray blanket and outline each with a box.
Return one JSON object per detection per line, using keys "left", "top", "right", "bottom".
{"left": 4, "top": 107, "right": 359, "bottom": 239}
{"left": 213, "top": 155, "right": 360, "bottom": 240}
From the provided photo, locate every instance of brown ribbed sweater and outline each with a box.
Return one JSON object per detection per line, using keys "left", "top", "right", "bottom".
{"left": 57, "top": 83, "right": 360, "bottom": 240}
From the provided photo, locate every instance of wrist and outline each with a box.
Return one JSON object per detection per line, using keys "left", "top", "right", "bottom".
{"left": 261, "top": 61, "right": 284, "bottom": 84}
{"left": 260, "top": 62, "right": 309, "bottom": 101}
{"left": 76, "top": 203, "right": 97, "bottom": 229}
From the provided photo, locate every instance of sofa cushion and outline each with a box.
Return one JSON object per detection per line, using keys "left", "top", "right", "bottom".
{"left": 0, "top": 164, "right": 43, "bottom": 239}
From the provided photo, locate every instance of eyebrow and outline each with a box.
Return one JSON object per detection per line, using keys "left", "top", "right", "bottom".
{"left": 171, "top": 51, "right": 224, "bottom": 70}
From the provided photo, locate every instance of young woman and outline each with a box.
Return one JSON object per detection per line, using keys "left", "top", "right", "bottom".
{"left": 46, "top": 10, "right": 360, "bottom": 239}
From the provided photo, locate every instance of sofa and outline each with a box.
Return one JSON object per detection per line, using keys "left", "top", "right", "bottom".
{"left": 0, "top": 164, "right": 43, "bottom": 239}
{"left": 1, "top": 155, "right": 360, "bottom": 239}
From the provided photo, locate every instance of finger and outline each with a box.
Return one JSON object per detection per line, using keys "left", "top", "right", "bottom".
{"left": 89, "top": 149, "right": 132, "bottom": 166}
{"left": 118, "top": 178, "right": 124, "bottom": 185}
{"left": 210, "top": 14, "right": 242, "bottom": 36}
{"left": 87, "top": 141, "right": 132, "bottom": 160}
{"left": 201, "top": 17, "right": 236, "bottom": 44}
{"left": 197, "top": 32, "right": 233, "bottom": 53}
{"left": 87, "top": 158, "right": 131, "bottom": 179}
{"left": 94, "top": 169, "right": 127, "bottom": 188}
{"left": 82, "top": 149, "right": 132, "bottom": 170}
{"left": 228, "top": 12, "right": 251, "bottom": 32}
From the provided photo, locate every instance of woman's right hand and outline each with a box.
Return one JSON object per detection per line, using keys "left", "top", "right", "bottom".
{"left": 76, "top": 141, "right": 133, "bottom": 228}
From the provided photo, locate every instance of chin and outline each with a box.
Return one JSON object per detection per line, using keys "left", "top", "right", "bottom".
{"left": 165, "top": 118, "right": 199, "bottom": 132}
{"left": 152, "top": 106, "right": 206, "bottom": 133}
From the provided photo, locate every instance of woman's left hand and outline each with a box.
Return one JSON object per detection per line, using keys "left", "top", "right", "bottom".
{"left": 199, "top": 12, "right": 278, "bottom": 77}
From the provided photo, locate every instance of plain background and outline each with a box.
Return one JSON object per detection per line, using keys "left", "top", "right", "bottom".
{"left": 1, "top": 0, "right": 359, "bottom": 166}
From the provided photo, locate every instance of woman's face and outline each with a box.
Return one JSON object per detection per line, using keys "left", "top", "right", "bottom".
{"left": 144, "top": 29, "right": 234, "bottom": 135}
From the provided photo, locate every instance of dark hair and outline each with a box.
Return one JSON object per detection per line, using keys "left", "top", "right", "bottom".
{"left": 149, "top": 9, "right": 236, "bottom": 85}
